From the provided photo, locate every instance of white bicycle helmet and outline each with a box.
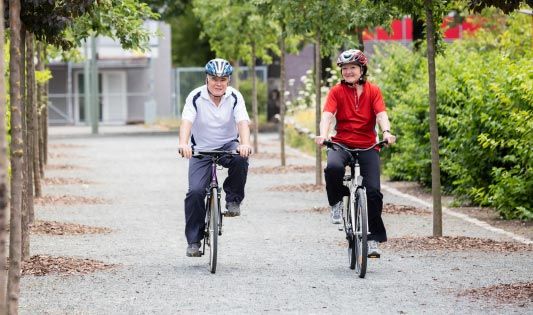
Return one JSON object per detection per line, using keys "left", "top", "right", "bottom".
{"left": 336, "top": 49, "right": 368, "bottom": 67}
{"left": 205, "top": 58, "right": 233, "bottom": 77}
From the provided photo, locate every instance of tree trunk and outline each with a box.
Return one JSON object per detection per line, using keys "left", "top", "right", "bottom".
{"left": 314, "top": 33, "right": 322, "bottom": 186}
{"left": 20, "top": 27, "right": 31, "bottom": 263}
{"left": 43, "top": 81, "right": 49, "bottom": 166}
{"left": 26, "top": 32, "right": 38, "bottom": 222}
{"left": 279, "top": 29, "right": 286, "bottom": 167}
{"left": 30, "top": 37, "right": 41, "bottom": 200}
{"left": 36, "top": 43, "right": 45, "bottom": 178}
{"left": 42, "top": 44, "right": 49, "bottom": 167}
{"left": 251, "top": 42, "right": 258, "bottom": 154}
{"left": 8, "top": 0, "right": 24, "bottom": 313}
{"left": 0, "top": 0, "right": 9, "bottom": 311}
{"left": 425, "top": 0, "right": 443, "bottom": 236}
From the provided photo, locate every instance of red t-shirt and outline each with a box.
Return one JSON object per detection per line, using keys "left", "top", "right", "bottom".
{"left": 323, "top": 81, "right": 386, "bottom": 148}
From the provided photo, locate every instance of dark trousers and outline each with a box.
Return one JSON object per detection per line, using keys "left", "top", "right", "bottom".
{"left": 184, "top": 141, "right": 248, "bottom": 244}
{"left": 324, "top": 148, "right": 387, "bottom": 242}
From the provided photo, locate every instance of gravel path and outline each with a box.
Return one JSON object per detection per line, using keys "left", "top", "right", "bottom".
{"left": 20, "top": 128, "right": 532, "bottom": 314}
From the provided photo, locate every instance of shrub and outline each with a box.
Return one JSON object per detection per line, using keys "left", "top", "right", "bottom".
{"left": 371, "top": 12, "right": 532, "bottom": 220}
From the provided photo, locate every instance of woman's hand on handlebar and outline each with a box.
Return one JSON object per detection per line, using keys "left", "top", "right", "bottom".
{"left": 382, "top": 132, "right": 396, "bottom": 145}
{"left": 178, "top": 144, "right": 192, "bottom": 159}
{"left": 315, "top": 136, "right": 327, "bottom": 146}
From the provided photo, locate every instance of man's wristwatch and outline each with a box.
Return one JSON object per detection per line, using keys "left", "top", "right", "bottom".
{"left": 382, "top": 130, "right": 391, "bottom": 135}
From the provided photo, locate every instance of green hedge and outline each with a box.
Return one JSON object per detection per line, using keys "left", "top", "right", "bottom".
{"left": 371, "top": 13, "right": 532, "bottom": 220}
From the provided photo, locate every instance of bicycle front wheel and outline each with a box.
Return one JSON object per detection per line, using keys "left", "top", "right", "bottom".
{"left": 208, "top": 187, "right": 219, "bottom": 274}
{"left": 354, "top": 188, "right": 368, "bottom": 278}
{"left": 347, "top": 194, "right": 356, "bottom": 270}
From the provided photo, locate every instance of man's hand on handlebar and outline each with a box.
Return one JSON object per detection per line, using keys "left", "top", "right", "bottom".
{"left": 178, "top": 144, "right": 192, "bottom": 159}
{"left": 237, "top": 144, "right": 252, "bottom": 158}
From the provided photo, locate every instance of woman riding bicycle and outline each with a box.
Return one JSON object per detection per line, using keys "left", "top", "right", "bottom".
{"left": 315, "top": 49, "right": 396, "bottom": 257}
{"left": 178, "top": 58, "right": 252, "bottom": 257}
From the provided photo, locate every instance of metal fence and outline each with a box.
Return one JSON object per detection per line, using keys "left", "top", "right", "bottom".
{"left": 48, "top": 92, "right": 150, "bottom": 125}
{"left": 173, "top": 66, "right": 267, "bottom": 117}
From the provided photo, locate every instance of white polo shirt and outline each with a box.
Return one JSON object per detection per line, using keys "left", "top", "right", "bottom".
{"left": 181, "top": 85, "right": 250, "bottom": 151}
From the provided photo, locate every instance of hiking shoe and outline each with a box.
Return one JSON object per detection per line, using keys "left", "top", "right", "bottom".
{"left": 186, "top": 242, "right": 201, "bottom": 257}
{"left": 225, "top": 202, "right": 241, "bottom": 217}
{"left": 368, "top": 240, "right": 381, "bottom": 258}
{"left": 330, "top": 201, "right": 343, "bottom": 224}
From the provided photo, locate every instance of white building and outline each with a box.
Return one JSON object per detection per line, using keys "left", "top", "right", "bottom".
{"left": 47, "top": 21, "right": 173, "bottom": 125}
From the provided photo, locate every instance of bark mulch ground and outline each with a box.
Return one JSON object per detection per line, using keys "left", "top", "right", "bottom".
{"left": 267, "top": 183, "right": 324, "bottom": 192}
{"left": 45, "top": 164, "right": 85, "bottom": 171}
{"left": 381, "top": 236, "right": 533, "bottom": 252}
{"left": 35, "top": 195, "right": 109, "bottom": 206}
{"left": 249, "top": 165, "right": 315, "bottom": 174}
{"left": 383, "top": 203, "right": 430, "bottom": 216}
{"left": 43, "top": 177, "right": 94, "bottom": 185}
{"left": 31, "top": 220, "right": 112, "bottom": 235}
{"left": 458, "top": 282, "right": 533, "bottom": 307}
{"left": 296, "top": 203, "right": 432, "bottom": 215}
{"left": 22, "top": 255, "right": 116, "bottom": 276}
{"left": 386, "top": 180, "right": 533, "bottom": 241}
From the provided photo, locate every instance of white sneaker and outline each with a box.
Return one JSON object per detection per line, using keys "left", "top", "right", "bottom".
{"left": 368, "top": 240, "right": 381, "bottom": 258}
{"left": 330, "top": 201, "right": 343, "bottom": 224}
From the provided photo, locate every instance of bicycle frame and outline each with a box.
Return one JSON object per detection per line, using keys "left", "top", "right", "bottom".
{"left": 323, "top": 140, "right": 387, "bottom": 277}
{"left": 325, "top": 140, "right": 386, "bottom": 230}
{"left": 206, "top": 154, "right": 222, "bottom": 218}
{"left": 189, "top": 149, "right": 239, "bottom": 273}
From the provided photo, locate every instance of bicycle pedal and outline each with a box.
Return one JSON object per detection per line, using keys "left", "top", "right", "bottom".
{"left": 367, "top": 253, "right": 380, "bottom": 259}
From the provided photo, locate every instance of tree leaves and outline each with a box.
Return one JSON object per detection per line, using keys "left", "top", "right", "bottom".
{"left": 15, "top": 0, "right": 159, "bottom": 51}
{"left": 374, "top": 12, "right": 533, "bottom": 220}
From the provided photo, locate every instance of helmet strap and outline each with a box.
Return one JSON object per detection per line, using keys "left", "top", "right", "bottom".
{"left": 341, "top": 80, "right": 355, "bottom": 87}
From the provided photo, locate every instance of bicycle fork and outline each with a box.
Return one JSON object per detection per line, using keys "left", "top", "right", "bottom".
{"left": 216, "top": 186, "right": 222, "bottom": 235}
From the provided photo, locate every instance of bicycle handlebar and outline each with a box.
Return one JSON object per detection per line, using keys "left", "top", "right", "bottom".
{"left": 192, "top": 150, "right": 240, "bottom": 158}
{"left": 322, "top": 140, "right": 388, "bottom": 152}
{"left": 178, "top": 148, "right": 240, "bottom": 158}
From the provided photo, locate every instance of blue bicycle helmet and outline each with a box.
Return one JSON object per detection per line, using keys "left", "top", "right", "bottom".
{"left": 205, "top": 58, "right": 233, "bottom": 77}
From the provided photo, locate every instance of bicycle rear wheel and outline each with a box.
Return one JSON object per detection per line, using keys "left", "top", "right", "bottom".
{"left": 354, "top": 188, "right": 368, "bottom": 278}
{"left": 208, "top": 187, "right": 219, "bottom": 274}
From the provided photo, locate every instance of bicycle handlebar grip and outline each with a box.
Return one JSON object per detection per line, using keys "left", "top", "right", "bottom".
{"left": 322, "top": 140, "right": 334, "bottom": 148}
{"left": 378, "top": 140, "right": 389, "bottom": 147}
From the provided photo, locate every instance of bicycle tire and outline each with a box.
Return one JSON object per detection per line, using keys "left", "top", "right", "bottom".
{"left": 354, "top": 187, "right": 368, "bottom": 278}
{"left": 208, "top": 187, "right": 219, "bottom": 274}
{"left": 347, "top": 194, "right": 356, "bottom": 270}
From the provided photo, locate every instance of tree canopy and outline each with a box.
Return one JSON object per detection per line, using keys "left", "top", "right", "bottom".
{"left": 12, "top": 0, "right": 158, "bottom": 51}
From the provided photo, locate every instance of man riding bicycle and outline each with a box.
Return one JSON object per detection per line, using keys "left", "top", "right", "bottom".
{"left": 178, "top": 58, "right": 252, "bottom": 257}
{"left": 315, "top": 49, "right": 396, "bottom": 257}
